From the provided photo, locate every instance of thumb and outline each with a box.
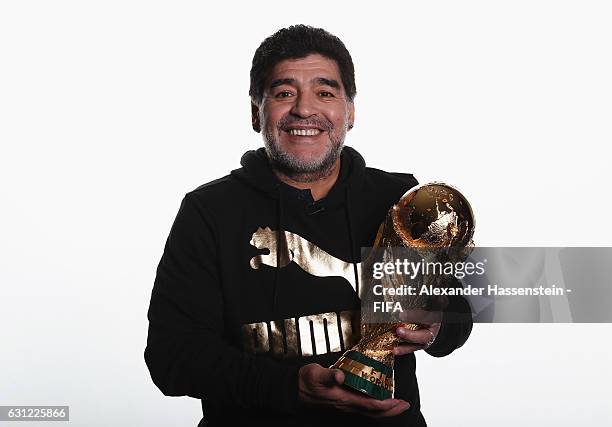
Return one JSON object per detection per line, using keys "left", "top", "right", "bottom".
{"left": 319, "top": 367, "right": 344, "bottom": 386}
{"left": 328, "top": 368, "right": 345, "bottom": 385}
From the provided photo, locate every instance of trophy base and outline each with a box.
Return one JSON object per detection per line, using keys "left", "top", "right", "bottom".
{"left": 331, "top": 350, "right": 394, "bottom": 400}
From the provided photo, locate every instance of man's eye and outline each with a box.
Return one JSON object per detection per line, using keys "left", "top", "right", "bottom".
{"left": 319, "top": 91, "right": 334, "bottom": 97}
{"left": 276, "top": 91, "right": 293, "bottom": 98}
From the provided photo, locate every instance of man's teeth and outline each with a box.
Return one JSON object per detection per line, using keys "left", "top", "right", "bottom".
{"left": 289, "top": 129, "right": 321, "bottom": 136}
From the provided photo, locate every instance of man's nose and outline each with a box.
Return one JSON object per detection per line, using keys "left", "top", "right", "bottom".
{"left": 290, "top": 91, "right": 317, "bottom": 118}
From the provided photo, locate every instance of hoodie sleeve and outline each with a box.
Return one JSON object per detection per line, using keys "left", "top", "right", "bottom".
{"left": 145, "top": 193, "right": 300, "bottom": 412}
{"left": 425, "top": 278, "right": 473, "bottom": 358}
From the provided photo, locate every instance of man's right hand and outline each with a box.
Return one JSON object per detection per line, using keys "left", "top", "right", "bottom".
{"left": 297, "top": 363, "right": 410, "bottom": 418}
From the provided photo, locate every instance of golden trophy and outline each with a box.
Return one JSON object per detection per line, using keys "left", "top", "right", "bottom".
{"left": 331, "top": 183, "right": 475, "bottom": 400}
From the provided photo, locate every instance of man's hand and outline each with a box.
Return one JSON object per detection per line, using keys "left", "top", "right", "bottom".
{"left": 393, "top": 309, "right": 443, "bottom": 356}
{"left": 298, "top": 363, "right": 410, "bottom": 418}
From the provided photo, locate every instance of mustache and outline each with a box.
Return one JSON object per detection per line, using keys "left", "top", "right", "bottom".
{"left": 277, "top": 114, "right": 333, "bottom": 132}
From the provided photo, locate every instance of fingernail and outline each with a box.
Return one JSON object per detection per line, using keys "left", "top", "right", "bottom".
{"left": 396, "top": 327, "right": 406, "bottom": 335}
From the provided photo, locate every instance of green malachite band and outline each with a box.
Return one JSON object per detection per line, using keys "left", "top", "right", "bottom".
{"left": 334, "top": 350, "right": 394, "bottom": 400}
{"left": 344, "top": 350, "right": 393, "bottom": 376}
{"left": 343, "top": 370, "right": 393, "bottom": 401}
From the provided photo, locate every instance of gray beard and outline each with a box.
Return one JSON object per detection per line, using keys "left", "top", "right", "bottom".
{"left": 263, "top": 132, "right": 344, "bottom": 183}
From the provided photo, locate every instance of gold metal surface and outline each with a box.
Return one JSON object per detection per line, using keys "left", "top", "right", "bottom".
{"left": 391, "top": 183, "right": 474, "bottom": 250}
{"left": 332, "top": 182, "right": 476, "bottom": 398}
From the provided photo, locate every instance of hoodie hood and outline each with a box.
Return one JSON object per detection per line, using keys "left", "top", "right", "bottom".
{"left": 230, "top": 146, "right": 366, "bottom": 208}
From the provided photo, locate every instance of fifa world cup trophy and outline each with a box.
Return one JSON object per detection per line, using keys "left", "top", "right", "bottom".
{"left": 331, "top": 183, "right": 475, "bottom": 399}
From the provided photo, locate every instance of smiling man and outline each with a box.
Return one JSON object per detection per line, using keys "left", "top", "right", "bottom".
{"left": 145, "top": 25, "right": 472, "bottom": 427}
{"left": 254, "top": 53, "right": 353, "bottom": 190}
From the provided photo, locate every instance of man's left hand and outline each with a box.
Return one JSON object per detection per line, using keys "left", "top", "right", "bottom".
{"left": 393, "top": 309, "right": 442, "bottom": 356}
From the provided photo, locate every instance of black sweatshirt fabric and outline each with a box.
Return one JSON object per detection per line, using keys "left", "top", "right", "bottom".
{"left": 145, "top": 146, "right": 473, "bottom": 427}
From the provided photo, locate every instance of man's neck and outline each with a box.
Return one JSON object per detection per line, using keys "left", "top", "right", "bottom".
{"left": 273, "top": 158, "right": 341, "bottom": 201}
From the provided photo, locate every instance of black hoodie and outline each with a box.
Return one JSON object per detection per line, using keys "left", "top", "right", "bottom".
{"left": 145, "top": 146, "right": 472, "bottom": 427}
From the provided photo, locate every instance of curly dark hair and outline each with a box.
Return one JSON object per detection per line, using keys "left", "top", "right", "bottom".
{"left": 249, "top": 25, "right": 356, "bottom": 104}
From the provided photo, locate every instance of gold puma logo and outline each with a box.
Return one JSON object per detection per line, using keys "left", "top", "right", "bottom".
{"left": 242, "top": 310, "right": 359, "bottom": 358}
{"left": 249, "top": 226, "right": 362, "bottom": 294}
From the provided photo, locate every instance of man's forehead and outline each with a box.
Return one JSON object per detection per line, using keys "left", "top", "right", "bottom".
{"left": 266, "top": 54, "right": 342, "bottom": 83}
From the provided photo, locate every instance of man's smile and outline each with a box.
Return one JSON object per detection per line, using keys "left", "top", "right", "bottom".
{"left": 282, "top": 124, "right": 327, "bottom": 138}
{"left": 287, "top": 128, "right": 322, "bottom": 136}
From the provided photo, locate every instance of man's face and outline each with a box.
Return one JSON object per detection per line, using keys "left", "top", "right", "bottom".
{"left": 252, "top": 53, "right": 355, "bottom": 180}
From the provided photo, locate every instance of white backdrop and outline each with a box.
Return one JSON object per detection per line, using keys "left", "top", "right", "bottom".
{"left": 1, "top": 1, "right": 611, "bottom": 426}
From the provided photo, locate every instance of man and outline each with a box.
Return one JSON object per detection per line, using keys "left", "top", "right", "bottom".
{"left": 145, "top": 25, "right": 472, "bottom": 426}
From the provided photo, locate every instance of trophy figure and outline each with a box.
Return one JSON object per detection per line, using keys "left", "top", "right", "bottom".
{"left": 331, "top": 183, "right": 475, "bottom": 400}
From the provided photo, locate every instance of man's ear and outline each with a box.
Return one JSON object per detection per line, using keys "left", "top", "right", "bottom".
{"left": 251, "top": 100, "right": 261, "bottom": 133}
{"left": 348, "top": 102, "right": 355, "bottom": 130}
